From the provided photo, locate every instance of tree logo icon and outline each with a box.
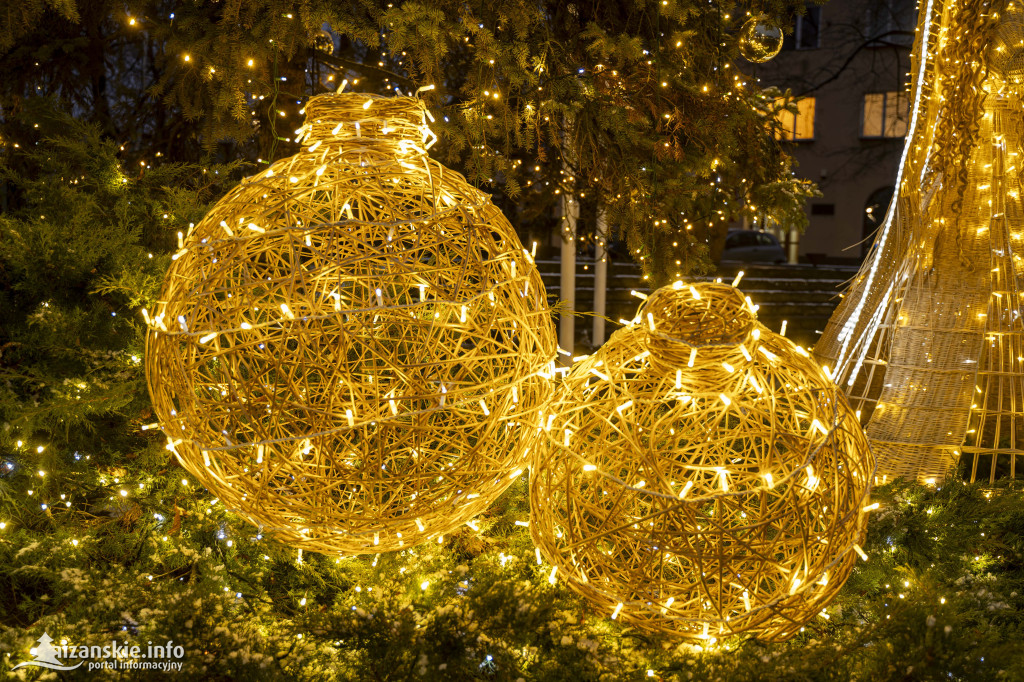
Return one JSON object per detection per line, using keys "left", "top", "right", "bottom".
{"left": 12, "top": 632, "right": 83, "bottom": 671}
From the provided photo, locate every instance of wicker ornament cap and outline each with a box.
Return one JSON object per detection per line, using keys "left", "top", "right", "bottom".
{"left": 145, "top": 92, "right": 557, "bottom": 555}
{"left": 530, "top": 282, "right": 875, "bottom": 641}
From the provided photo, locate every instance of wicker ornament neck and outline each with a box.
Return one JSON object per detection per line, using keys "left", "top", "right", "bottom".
{"left": 639, "top": 283, "right": 756, "bottom": 372}
{"left": 298, "top": 93, "right": 433, "bottom": 149}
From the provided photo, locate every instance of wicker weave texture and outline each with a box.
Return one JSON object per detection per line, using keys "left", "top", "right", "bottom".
{"left": 815, "top": 0, "right": 1024, "bottom": 485}
{"left": 145, "top": 93, "right": 557, "bottom": 554}
{"left": 531, "top": 283, "right": 874, "bottom": 641}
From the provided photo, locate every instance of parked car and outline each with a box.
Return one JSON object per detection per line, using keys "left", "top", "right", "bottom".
{"left": 721, "top": 229, "right": 787, "bottom": 264}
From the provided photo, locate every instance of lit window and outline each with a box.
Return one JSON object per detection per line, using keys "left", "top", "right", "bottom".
{"left": 776, "top": 98, "right": 816, "bottom": 141}
{"left": 862, "top": 92, "right": 908, "bottom": 138}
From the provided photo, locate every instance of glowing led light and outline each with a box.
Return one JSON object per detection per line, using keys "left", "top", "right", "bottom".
{"left": 679, "top": 480, "right": 694, "bottom": 499}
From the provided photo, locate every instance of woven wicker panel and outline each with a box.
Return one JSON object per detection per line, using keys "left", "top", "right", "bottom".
{"left": 145, "top": 93, "right": 557, "bottom": 554}
{"left": 531, "top": 283, "right": 874, "bottom": 641}
{"left": 815, "top": 0, "right": 1024, "bottom": 484}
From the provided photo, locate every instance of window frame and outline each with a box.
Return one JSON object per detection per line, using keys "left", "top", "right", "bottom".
{"left": 783, "top": 4, "right": 823, "bottom": 50}
{"left": 860, "top": 91, "right": 909, "bottom": 139}
{"left": 865, "top": 0, "right": 916, "bottom": 48}
{"left": 796, "top": 6, "right": 822, "bottom": 49}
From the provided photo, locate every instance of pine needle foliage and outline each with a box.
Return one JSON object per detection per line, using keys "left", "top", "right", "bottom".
{"left": 0, "top": 104, "right": 239, "bottom": 453}
{"left": 0, "top": 0, "right": 819, "bottom": 282}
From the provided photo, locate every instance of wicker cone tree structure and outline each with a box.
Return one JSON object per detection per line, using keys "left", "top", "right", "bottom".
{"left": 815, "top": 0, "right": 1024, "bottom": 485}
{"left": 145, "top": 92, "right": 557, "bottom": 555}
{"left": 530, "top": 282, "right": 874, "bottom": 641}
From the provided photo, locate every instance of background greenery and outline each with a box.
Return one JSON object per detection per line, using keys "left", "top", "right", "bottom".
{"left": 0, "top": 0, "right": 817, "bottom": 280}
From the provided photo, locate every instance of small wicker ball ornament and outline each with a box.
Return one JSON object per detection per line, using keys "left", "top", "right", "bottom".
{"left": 738, "top": 15, "right": 784, "bottom": 63}
{"left": 145, "top": 92, "right": 557, "bottom": 555}
{"left": 530, "top": 282, "right": 874, "bottom": 641}
{"left": 312, "top": 29, "right": 335, "bottom": 55}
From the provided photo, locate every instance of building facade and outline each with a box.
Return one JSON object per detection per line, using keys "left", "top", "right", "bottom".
{"left": 746, "top": 0, "right": 917, "bottom": 263}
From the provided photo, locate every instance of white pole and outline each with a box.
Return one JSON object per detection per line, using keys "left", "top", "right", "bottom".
{"left": 592, "top": 208, "right": 608, "bottom": 347}
{"left": 560, "top": 193, "right": 578, "bottom": 362}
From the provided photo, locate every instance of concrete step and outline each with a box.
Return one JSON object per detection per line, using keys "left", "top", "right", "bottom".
{"left": 548, "top": 285, "right": 840, "bottom": 304}
{"left": 534, "top": 257, "right": 855, "bottom": 350}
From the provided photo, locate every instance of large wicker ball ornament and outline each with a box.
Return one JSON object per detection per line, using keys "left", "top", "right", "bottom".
{"left": 530, "top": 282, "right": 875, "bottom": 641}
{"left": 145, "top": 93, "right": 557, "bottom": 555}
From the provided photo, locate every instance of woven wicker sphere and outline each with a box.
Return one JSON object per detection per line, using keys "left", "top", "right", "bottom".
{"left": 145, "top": 92, "right": 557, "bottom": 555}
{"left": 530, "top": 282, "right": 875, "bottom": 641}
